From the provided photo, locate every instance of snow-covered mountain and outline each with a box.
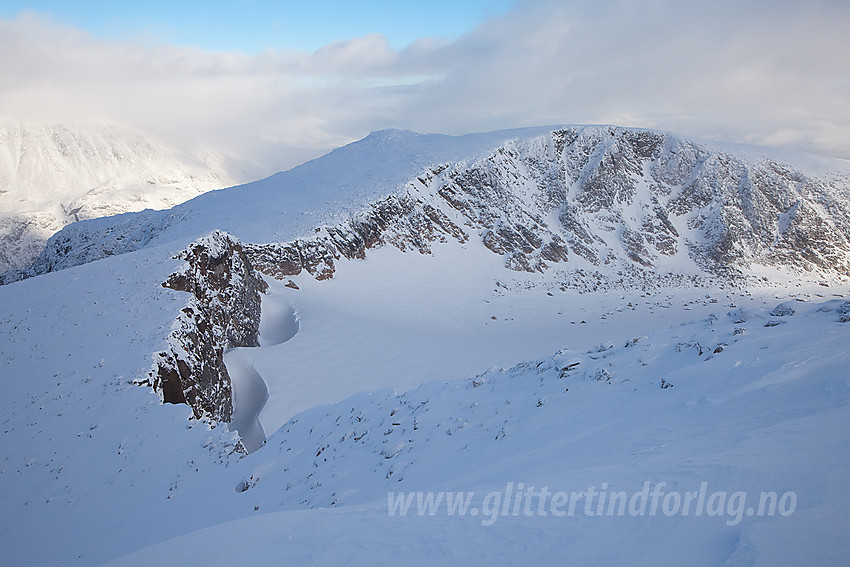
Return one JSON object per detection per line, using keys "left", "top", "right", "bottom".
{"left": 8, "top": 126, "right": 850, "bottom": 285}
{"left": 0, "top": 121, "right": 254, "bottom": 272}
{"left": 1, "top": 126, "right": 849, "bottom": 565}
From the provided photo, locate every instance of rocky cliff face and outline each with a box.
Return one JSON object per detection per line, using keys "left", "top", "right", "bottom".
{"left": 150, "top": 230, "right": 267, "bottom": 424}
{"left": 422, "top": 127, "right": 850, "bottom": 278}
{"left": 243, "top": 191, "right": 468, "bottom": 280}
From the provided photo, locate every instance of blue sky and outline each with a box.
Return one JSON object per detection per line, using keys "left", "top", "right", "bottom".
{"left": 0, "top": 0, "right": 514, "bottom": 52}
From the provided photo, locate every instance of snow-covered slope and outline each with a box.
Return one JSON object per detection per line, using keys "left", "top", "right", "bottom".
{"left": 113, "top": 291, "right": 850, "bottom": 567}
{"left": 2, "top": 245, "right": 848, "bottom": 564}
{"left": 1, "top": 126, "right": 849, "bottom": 565}
{"left": 0, "top": 121, "right": 252, "bottom": 272}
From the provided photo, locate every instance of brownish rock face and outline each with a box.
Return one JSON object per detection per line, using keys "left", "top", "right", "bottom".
{"left": 152, "top": 230, "right": 267, "bottom": 424}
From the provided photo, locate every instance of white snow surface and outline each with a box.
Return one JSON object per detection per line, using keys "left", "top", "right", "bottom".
{"left": 0, "top": 126, "right": 849, "bottom": 565}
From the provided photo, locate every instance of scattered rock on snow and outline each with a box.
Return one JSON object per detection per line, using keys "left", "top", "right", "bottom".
{"left": 770, "top": 303, "right": 795, "bottom": 317}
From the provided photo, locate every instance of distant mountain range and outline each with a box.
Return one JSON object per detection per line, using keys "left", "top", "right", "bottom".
{"left": 0, "top": 121, "right": 256, "bottom": 272}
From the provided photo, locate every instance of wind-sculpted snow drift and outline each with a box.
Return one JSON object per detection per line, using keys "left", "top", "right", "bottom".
{"left": 226, "top": 291, "right": 300, "bottom": 453}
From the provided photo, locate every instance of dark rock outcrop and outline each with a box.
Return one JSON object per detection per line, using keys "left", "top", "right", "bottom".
{"left": 151, "top": 230, "right": 267, "bottom": 424}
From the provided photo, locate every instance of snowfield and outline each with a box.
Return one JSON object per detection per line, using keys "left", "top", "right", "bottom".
{"left": 1, "top": 126, "right": 849, "bottom": 565}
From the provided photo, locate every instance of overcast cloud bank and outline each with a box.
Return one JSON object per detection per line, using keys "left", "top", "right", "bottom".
{"left": 2, "top": 0, "right": 848, "bottom": 174}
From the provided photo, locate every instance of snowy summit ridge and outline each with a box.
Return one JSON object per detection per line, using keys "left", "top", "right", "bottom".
{"left": 8, "top": 125, "right": 850, "bottom": 284}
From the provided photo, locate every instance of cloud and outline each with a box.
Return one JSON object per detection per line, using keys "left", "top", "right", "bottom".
{"left": 397, "top": 0, "right": 850, "bottom": 151}
{"left": 2, "top": 1, "right": 849, "bottom": 176}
